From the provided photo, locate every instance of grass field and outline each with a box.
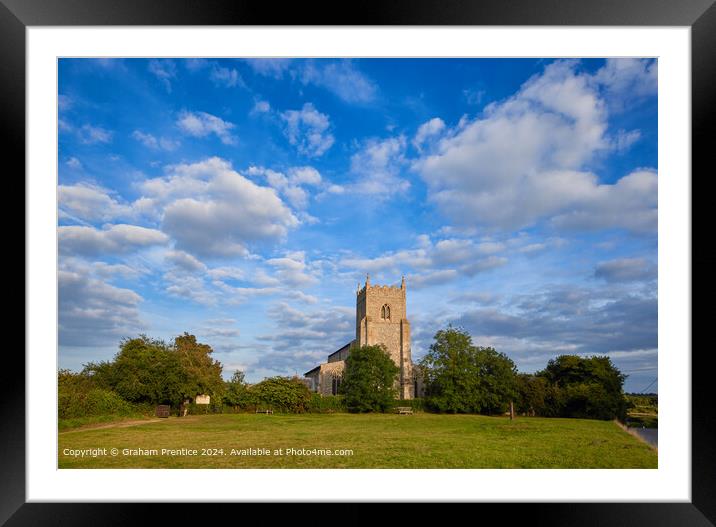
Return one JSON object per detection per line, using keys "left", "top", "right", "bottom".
{"left": 58, "top": 413, "right": 657, "bottom": 469}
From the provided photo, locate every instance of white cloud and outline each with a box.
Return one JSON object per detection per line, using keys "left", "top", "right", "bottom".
{"left": 549, "top": 169, "right": 657, "bottom": 233}
{"left": 201, "top": 326, "right": 241, "bottom": 338}
{"left": 165, "top": 249, "right": 207, "bottom": 272}
{"left": 58, "top": 94, "right": 72, "bottom": 111}
{"left": 256, "top": 302, "right": 355, "bottom": 371}
{"left": 66, "top": 157, "right": 82, "bottom": 169}
{"left": 463, "top": 89, "right": 485, "bottom": 106}
{"left": 176, "top": 110, "right": 237, "bottom": 145}
{"left": 282, "top": 186, "right": 309, "bottom": 209}
{"left": 300, "top": 60, "right": 378, "bottom": 104}
{"left": 148, "top": 59, "right": 177, "bottom": 93}
{"left": 59, "top": 224, "right": 169, "bottom": 256}
{"left": 413, "top": 117, "right": 446, "bottom": 150}
{"left": 244, "top": 58, "right": 292, "bottom": 79}
{"left": 594, "top": 257, "right": 657, "bottom": 283}
{"left": 60, "top": 257, "right": 148, "bottom": 282}
{"left": 59, "top": 183, "right": 133, "bottom": 222}
{"left": 207, "top": 266, "right": 245, "bottom": 282}
{"left": 131, "top": 130, "right": 179, "bottom": 151}
{"left": 185, "top": 58, "right": 210, "bottom": 72}
{"left": 270, "top": 166, "right": 321, "bottom": 208}
{"left": 325, "top": 184, "right": 344, "bottom": 195}
{"left": 347, "top": 136, "right": 409, "bottom": 196}
{"left": 288, "top": 166, "right": 322, "bottom": 186}
{"left": 78, "top": 124, "right": 112, "bottom": 144}
{"left": 163, "top": 270, "right": 216, "bottom": 305}
{"left": 209, "top": 64, "right": 245, "bottom": 88}
{"left": 340, "top": 235, "right": 508, "bottom": 285}
{"left": 408, "top": 269, "right": 459, "bottom": 289}
{"left": 91, "top": 261, "right": 147, "bottom": 280}
{"left": 592, "top": 58, "right": 657, "bottom": 103}
{"left": 252, "top": 100, "right": 271, "bottom": 114}
{"left": 413, "top": 60, "right": 657, "bottom": 234}
{"left": 58, "top": 119, "right": 73, "bottom": 133}
{"left": 612, "top": 129, "right": 641, "bottom": 151}
{"left": 266, "top": 251, "right": 319, "bottom": 287}
{"left": 59, "top": 270, "right": 144, "bottom": 346}
{"left": 140, "top": 157, "right": 298, "bottom": 258}
{"left": 245, "top": 165, "right": 321, "bottom": 210}
{"left": 281, "top": 103, "right": 334, "bottom": 157}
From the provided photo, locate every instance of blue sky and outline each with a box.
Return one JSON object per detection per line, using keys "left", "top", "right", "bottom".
{"left": 58, "top": 58, "right": 658, "bottom": 392}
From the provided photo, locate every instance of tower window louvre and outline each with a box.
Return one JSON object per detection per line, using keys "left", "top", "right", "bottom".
{"left": 381, "top": 304, "right": 391, "bottom": 320}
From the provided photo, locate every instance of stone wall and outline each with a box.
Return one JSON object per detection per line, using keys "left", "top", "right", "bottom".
{"left": 317, "top": 361, "right": 345, "bottom": 395}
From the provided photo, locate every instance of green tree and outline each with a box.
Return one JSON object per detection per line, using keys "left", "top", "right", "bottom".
{"left": 174, "top": 333, "right": 225, "bottom": 403}
{"left": 82, "top": 335, "right": 180, "bottom": 405}
{"left": 339, "top": 344, "right": 400, "bottom": 413}
{"left": 82, "top": 333, "right": 225, "bottom": 408}
{"left": 515, "top": 373, "right": 550, "bottom": 416}
{"left": 420, "top": 326, "right": 517, "bottom": 414}
{"left": 474, "top": 346, "right": 519, "bottom": 414}
{"left": 223, "top": 370, "right": 249, "bottom": 408}
{"left": 537, "top": 355, "right": 628, "bottom": 420}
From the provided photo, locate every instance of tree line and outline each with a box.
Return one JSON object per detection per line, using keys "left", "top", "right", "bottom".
{"left": 59, "top": 326, "right": 630, "bottom": 421}
{"left": 59, "top": 333, "right": 316, "bottom": 418}
{"left": 338, "top": 326, "right": 629, "bottom": 421}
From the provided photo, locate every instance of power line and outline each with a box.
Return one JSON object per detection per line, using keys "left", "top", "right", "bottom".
{"left": 638, "top": 377, "right": 658, "bottom": 394}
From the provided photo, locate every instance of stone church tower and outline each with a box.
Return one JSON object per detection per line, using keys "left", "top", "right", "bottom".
{"left": 304, "top": 275, "right": 416, "bottom": 399}
{"left": 356, "top": 275, "right": 414, "bottom": 399}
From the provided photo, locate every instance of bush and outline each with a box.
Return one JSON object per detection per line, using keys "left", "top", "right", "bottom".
{"left": 59, "top": 387, "right": 140, "bottom": 419}
{"left": 59, "top": 368, "right": 154, "bottom": 419}
{"left": 308, "top": 394, "right": 346, "bottom": 413}
{"left": 251, "top": 377, "right": 312, "bottom": 413}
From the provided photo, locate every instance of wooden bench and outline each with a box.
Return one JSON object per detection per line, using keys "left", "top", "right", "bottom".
{"left": 255, "top": 409, "right": 274, "bottom": 414}
{"left": 394, "top": 406, "right": 413, "bottom": 415}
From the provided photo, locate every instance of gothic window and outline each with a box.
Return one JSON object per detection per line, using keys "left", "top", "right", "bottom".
{"left": 381, "top": 304, "right": 391, "bottom": 320}
{"left": 332, "top": 375, "right": 342, "bottom": 395}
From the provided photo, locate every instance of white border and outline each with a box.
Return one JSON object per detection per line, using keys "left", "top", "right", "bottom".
{"left": 27, "top": 27, "right": 690, "bottom": 502}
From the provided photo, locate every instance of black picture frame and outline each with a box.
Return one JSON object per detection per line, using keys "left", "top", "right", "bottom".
{"left": 5, "top": 0, "right": 713, "bottom": 524}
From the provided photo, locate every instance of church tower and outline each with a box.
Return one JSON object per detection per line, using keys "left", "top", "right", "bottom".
{"left": 356, "top": 275, "right": 414, "bottom": 399}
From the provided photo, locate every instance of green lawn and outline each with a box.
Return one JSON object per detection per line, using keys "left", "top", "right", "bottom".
{"left": 58, "top": 413, "right": 657, "bottom": 469}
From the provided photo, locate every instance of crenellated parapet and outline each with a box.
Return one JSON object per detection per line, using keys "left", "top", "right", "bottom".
{"left": 356, "top": 274, "right": 406, "bottom": 297}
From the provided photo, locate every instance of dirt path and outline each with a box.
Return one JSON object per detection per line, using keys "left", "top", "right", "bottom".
{"left": 60, "top": 415, "right": 208, "bottom": 434}
{"left": 60, "top": 417, "right": 168, "bottom": 434}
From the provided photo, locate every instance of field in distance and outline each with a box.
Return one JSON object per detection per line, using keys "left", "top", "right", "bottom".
{"left": 58, "top": 413, "right": 657, "bottom": 469}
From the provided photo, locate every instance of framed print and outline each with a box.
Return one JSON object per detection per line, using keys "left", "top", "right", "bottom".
{"left": 5, "top": 0, "right": 714, "bottom": 524}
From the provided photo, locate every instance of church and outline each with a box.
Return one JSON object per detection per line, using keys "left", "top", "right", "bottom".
{"left": 304, "top": 275, "right": 421, "bottom": 399}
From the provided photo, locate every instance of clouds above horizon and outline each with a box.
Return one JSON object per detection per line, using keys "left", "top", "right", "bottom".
{"left": 413, "top": 59, "right": 657, "bottom": 234}
{"left": 57, "top": 57, "right": 658, "bottom": 390}
{"left": 146, "top": 157, "right": 299, "bottom": 258}
{"left": 59, "top": 268, "right": 145, "bottom": 347}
